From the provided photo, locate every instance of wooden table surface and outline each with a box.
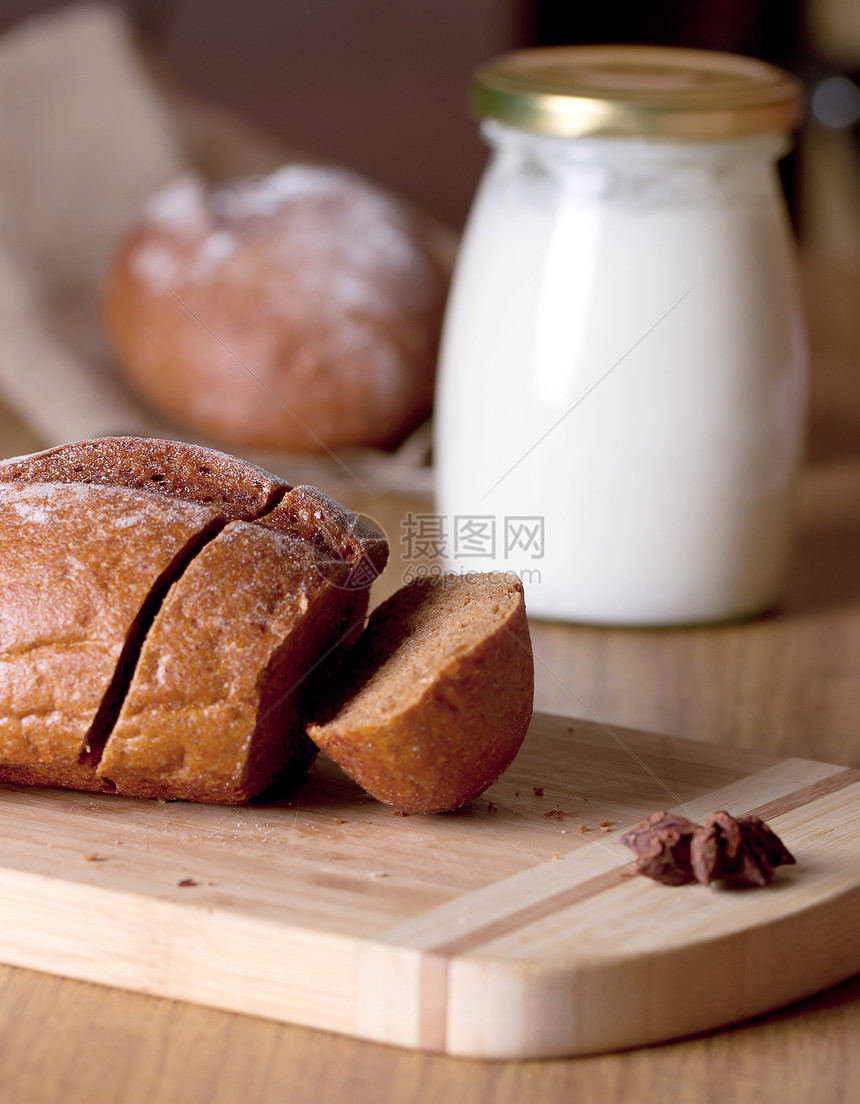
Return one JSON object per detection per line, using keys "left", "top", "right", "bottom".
{"left": 0, "top": 256, "right": 857, "bottom": 1103}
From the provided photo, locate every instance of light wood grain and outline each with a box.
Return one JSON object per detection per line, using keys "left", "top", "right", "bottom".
{"left": 0, "top": 713, "right": 856, "bottom": 1060}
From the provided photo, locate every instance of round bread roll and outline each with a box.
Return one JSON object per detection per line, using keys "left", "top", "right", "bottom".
{"left": 102, "top": 166, "right": 451, "bottom": 453}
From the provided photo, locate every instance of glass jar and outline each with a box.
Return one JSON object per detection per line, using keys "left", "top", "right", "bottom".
{"left": 435, "top": 45, "right": 808, "bottom": 626}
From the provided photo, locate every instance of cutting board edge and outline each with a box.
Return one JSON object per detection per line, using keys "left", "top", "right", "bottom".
{"left": 354, "top": 877, "right": 860, "bottom": 1058}
{"left": 0, "top": 860, "right": 856, "bottom": 1060}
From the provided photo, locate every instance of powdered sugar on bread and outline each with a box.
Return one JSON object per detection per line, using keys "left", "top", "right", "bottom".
{"left": 103, "top": 165, "right": 450, "bottom": 453}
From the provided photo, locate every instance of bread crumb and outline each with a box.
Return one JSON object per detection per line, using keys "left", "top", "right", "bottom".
{"left": 577, "top": 824, "right": 589, "bottom": 834}
{"left": 369, "top": 870, "right": 388, "bottom": 879}
{"left": 599, "top": 821, "right": 611, "bottom": 833}
{"left": 543, "top": 808, "right": 566, "bottom": 819}
{"left": 487, "top": 801, "right": 498, "bottom": 813}
{"left": 390, "top": 810, "right": 409, "bottom": 817}
{"left": 83, "top": 853, "right": 106, "bottom": 862}
{"left": 533, "top": 786, "right": 544, "bottom": 797}
{"left": 334, "top": 817, "right": 345, "bottom": 825}
{"left": 177, "top": 877, "right": 198, "bottom": 887}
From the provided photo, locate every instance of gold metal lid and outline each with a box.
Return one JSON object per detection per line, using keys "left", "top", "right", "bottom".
{"left": 472, "top": 45, "right": 804, "bottom": 139}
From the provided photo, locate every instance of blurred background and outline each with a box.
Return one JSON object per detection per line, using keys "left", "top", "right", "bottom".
{"left": 0, "top": 0, "right": 858, "bottom": 255}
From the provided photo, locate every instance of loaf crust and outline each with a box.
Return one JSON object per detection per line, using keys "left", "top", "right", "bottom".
{"left": 102, "top": 167, "right": 450, "bottom": 453}
{"left": 307, "top": 574, "right": 534, "bottom": 813}
{"left": 0, "top": 436, "right": 289, "bottom": 518}
{"left": 0, "top": 436, "right": 389, "bottom": 591}
{"left": 0, "top": 482, "right": 223, "bottom": 793}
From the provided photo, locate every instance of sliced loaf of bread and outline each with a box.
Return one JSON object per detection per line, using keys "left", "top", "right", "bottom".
{"left": 0, "top": 438, "right": 388, "bottom": 802}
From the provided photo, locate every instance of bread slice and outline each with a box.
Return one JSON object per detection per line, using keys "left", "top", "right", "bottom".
{"left": 97, "top": 522, "right": 359, "bottom": 803}
{"left": 306, "top": 574, "right": 534, "bottom": 814}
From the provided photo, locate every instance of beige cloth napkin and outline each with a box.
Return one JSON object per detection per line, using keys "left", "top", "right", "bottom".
{"left": 0, "top": 2, "right": 437, "bottom": 498}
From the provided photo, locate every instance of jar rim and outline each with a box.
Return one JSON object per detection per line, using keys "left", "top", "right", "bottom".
{"left": 472, "top": 45, "right": 803, "bottom": 140}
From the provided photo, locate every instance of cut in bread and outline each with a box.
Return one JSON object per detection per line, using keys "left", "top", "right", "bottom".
{"left": 307, "top": 574, "right": 534, "bottom": 814}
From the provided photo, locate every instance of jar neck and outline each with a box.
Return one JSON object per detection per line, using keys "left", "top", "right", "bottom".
{"left": 480, "top": 120, "right": 791, "bottom": 208}
{"left": 481, "top": 119, "right": 790, "bottom": 168}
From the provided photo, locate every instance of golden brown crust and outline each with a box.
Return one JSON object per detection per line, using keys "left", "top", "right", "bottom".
{"left": 0, "top": 761, "right": 116, "bottom": 796}
{"left": 0, "top": 482, "right": 224, "bottom": 790}
{"left": 306, "top": 574, "right": 534, "bottom": 814}
{"left": 101, "top": 167, "right": 450, "bottom": 454}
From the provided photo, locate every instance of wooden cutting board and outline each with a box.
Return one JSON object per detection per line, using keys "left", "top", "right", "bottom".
{"left": 0, "top": 712, "right": 857, "bottom": 1060}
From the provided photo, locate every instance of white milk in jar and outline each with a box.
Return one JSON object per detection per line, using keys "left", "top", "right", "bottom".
{"left": 435, "top": 46, "right": 808, "bottom": 625}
